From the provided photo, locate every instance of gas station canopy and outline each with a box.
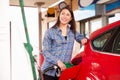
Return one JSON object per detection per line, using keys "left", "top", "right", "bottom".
{"left": 9, "top": 0, "right": 63, "bottom": 7}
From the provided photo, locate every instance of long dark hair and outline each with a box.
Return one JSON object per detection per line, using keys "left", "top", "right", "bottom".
{"left": 52, "top": 6, "right": 76, "bottom": 34}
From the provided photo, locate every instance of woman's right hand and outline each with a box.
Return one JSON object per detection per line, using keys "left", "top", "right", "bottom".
{"left": 57, "top": 60, "right": 66, "bottom": 71}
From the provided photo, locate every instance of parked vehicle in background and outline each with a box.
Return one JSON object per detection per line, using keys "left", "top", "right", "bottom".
{"left": 60, "top": 20, "right": 120, "bottom": 80}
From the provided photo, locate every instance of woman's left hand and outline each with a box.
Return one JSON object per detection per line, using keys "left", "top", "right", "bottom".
{"left": 81, "top": 38, "right": 88, "bottom": 45}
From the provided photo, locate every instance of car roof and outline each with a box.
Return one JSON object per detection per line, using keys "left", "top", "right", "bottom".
{"left": 90, "top": 20, "right": 120, "bottom": 40}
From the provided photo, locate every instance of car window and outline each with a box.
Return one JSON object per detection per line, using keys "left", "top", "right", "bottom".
{"left": 91, "top": 25, "right": 120, "bottom": 54}
{"left": 112, "top": 32, "right": 120, "bottom": 53}
{"left": 92, "top": 31, "right": 112, "bottom": 50}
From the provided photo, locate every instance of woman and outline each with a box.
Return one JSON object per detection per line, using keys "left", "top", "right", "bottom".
{"left": 41, "top": 6, "right": 87, "bottom": 80}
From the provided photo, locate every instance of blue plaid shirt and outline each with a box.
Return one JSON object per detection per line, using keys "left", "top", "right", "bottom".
{"left": 41, "top": 26, "right": 84, "bottom": 76}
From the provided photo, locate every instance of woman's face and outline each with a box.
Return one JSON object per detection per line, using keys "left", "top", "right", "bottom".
{"left": 59, "top": 9, "right": 72, "bottom": 25}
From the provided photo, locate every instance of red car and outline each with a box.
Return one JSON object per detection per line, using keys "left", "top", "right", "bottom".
{"left": 59, "top": 20, "right": 120, "bottom": 80}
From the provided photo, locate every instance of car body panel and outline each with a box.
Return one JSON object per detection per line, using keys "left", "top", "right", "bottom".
{"left": 77, "top": 20, "right": 120, "bottom": 80}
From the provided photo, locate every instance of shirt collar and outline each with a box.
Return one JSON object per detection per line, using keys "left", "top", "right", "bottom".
{"left": 56, "top": 24, "right": 71, "bottom": 32}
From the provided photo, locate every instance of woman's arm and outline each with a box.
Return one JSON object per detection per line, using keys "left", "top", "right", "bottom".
{"left": 75, "top": 32, "right": 88, "bottom": 45}
{"left": 42, "top": 30, "right": 59, "bottom": 64}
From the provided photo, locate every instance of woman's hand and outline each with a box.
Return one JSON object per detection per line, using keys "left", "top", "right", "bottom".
{"left": 57, "top": 60, "right": 66, "bottom": 71}
{"left": 81, "top": 38, "right": 88, "bottom": 45}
